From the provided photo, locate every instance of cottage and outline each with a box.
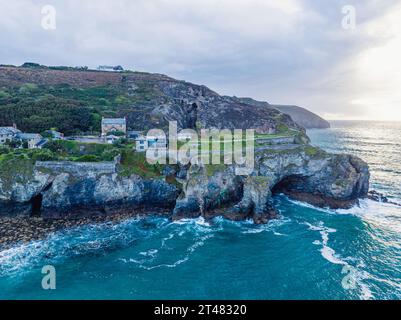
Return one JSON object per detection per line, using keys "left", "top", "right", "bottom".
{"left": 97, "top": 65, "right": 124, "bottom": 72}
{"left": 101, "top": 117, "right": 127, "bottom": 137}
{"left": 16, "top": 133, "right": 44, "bottom": 149}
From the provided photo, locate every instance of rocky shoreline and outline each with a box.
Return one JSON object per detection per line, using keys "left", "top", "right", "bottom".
{"left": 2, "top": 189, "right": 394, "bottom": 251}
{"left": 0, "top": 206, "right": 277, "bottom": 251}
{"left": 0, "top": 209, "right": 171, "bottom": 251}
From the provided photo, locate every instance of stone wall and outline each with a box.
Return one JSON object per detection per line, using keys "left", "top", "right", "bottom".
{"left": 256, "top": 136, "right": 295, "bottom": 145}
{"left": 35, "top": 161, "right": 117, "bottom": 175}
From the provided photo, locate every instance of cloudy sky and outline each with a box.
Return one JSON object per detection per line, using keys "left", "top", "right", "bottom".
{"left": 1, "top": 0, "right": 401, "bottom": 120}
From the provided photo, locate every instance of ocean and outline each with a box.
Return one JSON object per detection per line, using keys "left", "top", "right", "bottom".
{"left": 1, "top": 120, "right": 401, "bottom": 300}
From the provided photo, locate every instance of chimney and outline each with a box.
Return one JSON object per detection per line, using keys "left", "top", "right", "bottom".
{"left": 12, "top": 123, "right": 17, "bottom": 129}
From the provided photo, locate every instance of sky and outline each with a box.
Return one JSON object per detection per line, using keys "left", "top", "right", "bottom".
{"left": 1, "top": 0, "right": 400, "bottom": 120}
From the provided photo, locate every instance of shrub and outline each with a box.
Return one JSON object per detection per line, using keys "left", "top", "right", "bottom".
{"left": 0, "top": 146, "right": 10, "bottom": 155}
{"left": 74, "top": 154, "right": 100, "bottom": 162}
{"left": 101, "top": 148, "right": 120, "bottom": 161}
{"left": 106, "top": 130, "right": 125, "bottom": 137}
{"left": 30, "top": 149, "right": 57, "bottom": 162}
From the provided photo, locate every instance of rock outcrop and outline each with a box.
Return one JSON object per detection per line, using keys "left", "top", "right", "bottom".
{"left": 0, "top": 159, "right": 180, "bottom": 218}
{"left": 230, "top": 97, "right": 330, "bottom": 129}
{"left": 0, "top": 144, "right": 369, "bottom": 223}
{"left": 173, "top": 145, "right": 369, "bottom": 223}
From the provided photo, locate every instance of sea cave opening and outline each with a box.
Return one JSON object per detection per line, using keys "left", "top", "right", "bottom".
{"left": 29, "top": 182, "right": 52, "bottom": 217}
{"left": 30, "top": 193, "right": 43, "bottom": 217}
{"left": 271, "top": 175, "right": 308, "bottom": 196}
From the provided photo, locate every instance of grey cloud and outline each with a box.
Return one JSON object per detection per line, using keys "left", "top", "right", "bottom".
{"left": 0, "top": 0, "right": 399, "bottom": 119}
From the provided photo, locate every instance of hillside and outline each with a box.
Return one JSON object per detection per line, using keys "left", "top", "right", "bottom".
{"left": 272, "top": 105, "right": 330, "bottom": 129}
{"left": 232, "top": 97, "right": 330, "bottom": 129}
{"left": 0, "top": 65, "right": 303, "bottom": 136}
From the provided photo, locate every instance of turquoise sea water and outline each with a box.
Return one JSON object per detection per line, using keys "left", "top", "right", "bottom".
{"left": 1, "top": 120, "right": 401, "bottom": 300}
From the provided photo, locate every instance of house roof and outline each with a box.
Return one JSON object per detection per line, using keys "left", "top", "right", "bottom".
{"left": 17, "top": 133, "right": 42, "bottom": 140}
{"left": 45, "top": 130, "right": 62, "bottom": 134}
{"left": 36, "top": 139, "right": 48, "bottom": 147}
{"left": 0, "top": 127, "right": 21, "bottom": 135}
{"left": 102, "top": 118, "right": 126, "bottom": 125}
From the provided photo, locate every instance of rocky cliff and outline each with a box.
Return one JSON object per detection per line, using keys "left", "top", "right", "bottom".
{"left": 0, "top": 65, "right": 369, "bottom": 223}
{"left": 0, "top": 159, "right": 180, "bottom": 218}
{"left": 0, "top": 144, "right": 369, "bottom": 223}
{"left": 173, "top": 145, "right": 369, "bottom": 223}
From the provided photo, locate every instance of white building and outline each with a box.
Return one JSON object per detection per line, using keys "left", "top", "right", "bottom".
{"left": 97, "top": 65, "right": 124, "bottom": 72}
{"left": 105, "top": 135, "right": 120, "bottom": 144}
{"left": 0, "top": 126, "right": 21, "bottom": 145}
{"left": 135, "top": 135, "right": 167, "bottom": 152}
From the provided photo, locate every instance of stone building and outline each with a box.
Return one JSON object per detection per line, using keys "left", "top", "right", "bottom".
{"left": 101, "top": 117, "right": 127, "bottom": 137}
{"left": 16, "top": 133, "right": 44, "bottom": 149}
{"left": 0, "top": 125, "right": 21, "bottom": 145}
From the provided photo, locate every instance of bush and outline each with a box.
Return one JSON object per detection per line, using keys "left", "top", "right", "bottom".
{"left": 18, "top": 83, "right": 39, "bottom": 94}
{"left": 119, "top": 150, "right": 162, "bottom": 178}
{"left": 0, "top": 146, "right": 10, "bottom": 155}
{"left": 101, "top": 148, "right": 120, "bottom": 161}
{"left": 0, "top": 96, "right": 93, "bottom": 135}
{"left": 115, "top": 95, "right": 130, "bottom": 104}
{"left": 0, "top": 90, "right": 10, "bottom": 99}
{"left": 106, "top": 130, "right": 125, "bottom": 137}
{"left": 46, "top": 140, "right": 80, "bottom": 155}
{"left": 30, "top": 149, "right": 57, "bottom": 162}
{"left": 74, "top": 154, "right": 100, "bottom": 162}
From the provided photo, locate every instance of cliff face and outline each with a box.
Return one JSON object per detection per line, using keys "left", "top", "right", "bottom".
{"left": 0, "top": 145, "right": 369, "bottom": 223}
{"left": 231, "top": 98, "right": 330, "bottom": 129}
{"left": 0, "top": 160, "right": 180, "bottom": 218}
{"left": 173, "top": 145, "right": 369, "bottom": 223}
{"left": 272, "top": 105, "right": 330, "bottom": 129}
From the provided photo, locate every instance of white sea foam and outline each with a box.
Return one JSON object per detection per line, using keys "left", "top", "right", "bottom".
{"left": 284, "top": 196, "right": 336, "bottom": 214}
{"left": 338, "top": 199, "right": 401, "bottom": 233}
{"left": 304, "top": 221, "right": 374, "bottom": 300}
{"left": 139, "top": 249, "right": 158, "bottom": 258}
{"left": 138, "top": 257, "right": 190, "bottom": 270}
{"left": 240, "top": 216, "right": 290, "bottom": 235}
{"left": 118, "top": 227, "right": 214, "bottom": 271}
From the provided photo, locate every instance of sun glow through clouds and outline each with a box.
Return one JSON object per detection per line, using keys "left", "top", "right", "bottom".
{"left": 350, "top": 3, "right": 401, "bottom": 121}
